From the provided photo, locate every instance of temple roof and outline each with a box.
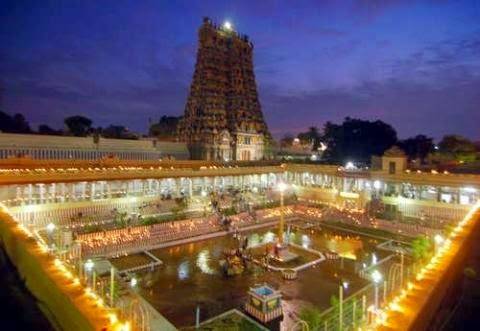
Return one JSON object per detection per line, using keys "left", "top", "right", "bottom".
{"left": 383, "top": 145, "right": 406, "bottom": 157}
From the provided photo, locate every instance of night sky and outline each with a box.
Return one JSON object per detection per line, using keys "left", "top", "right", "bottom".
{"left": 1, "top": 0, "right": 479, "bottom": 140}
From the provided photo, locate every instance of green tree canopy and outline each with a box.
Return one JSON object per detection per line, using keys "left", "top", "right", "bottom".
{"left": 411, "top": 236, "right": 433, "bottom": 262}
{"left": 299, "top": 306, "right": 323, "bottom": 330}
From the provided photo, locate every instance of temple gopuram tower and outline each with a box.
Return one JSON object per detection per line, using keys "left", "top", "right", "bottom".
{"left": 178, "top": 17, "right": 270, "bottom": 161}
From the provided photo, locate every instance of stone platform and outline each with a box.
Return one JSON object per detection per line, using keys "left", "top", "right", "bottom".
{"left": 251, "top": 243, "right": 325, "bottom": 272}
{"left": 269, "top": 244, "right": 299, "bottom": 263}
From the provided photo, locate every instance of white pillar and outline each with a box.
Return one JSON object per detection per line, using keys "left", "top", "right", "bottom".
{"left": 175, "top": 178, "right": 181, "bottom": 197}
{"left": 50, "top": 183, "right": 56, "bottom": 203}
{"left": 61, "top": 183, "right": 66, "bottom": 202}
{"left": 188, "top": 178, "right": 193, "bottom": 197}
{"left": 90, "top": 182, "right": 95, "bottom": 201}
{"left": 38, "top": 183, "right": 45, "bottom": 204}
{"left": 82, "top": 182, "right": 87, "bottom": 200}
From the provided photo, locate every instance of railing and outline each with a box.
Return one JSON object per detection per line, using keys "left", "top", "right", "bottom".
{"left": 0, "top": 164, "right": 285, "bottom": 185}
{"left": 313, "top": 259, "right": 422, "bottom": 331}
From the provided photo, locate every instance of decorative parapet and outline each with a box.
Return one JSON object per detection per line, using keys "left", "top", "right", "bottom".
{"left": 0, "top": 161, "right": 479, "bottom": 189}
{"left": 0, "top": 165, "right": 285, "bottom": 185}
{"left": 374, "top": 201, "right": 480, "bottom": 330}
{"left": 0, "top": 204, "right": 130, "bottom": 331}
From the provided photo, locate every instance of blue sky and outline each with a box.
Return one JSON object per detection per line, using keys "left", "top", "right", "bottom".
{"left": 1, "top": 0, "right": 479, "bottom": 140}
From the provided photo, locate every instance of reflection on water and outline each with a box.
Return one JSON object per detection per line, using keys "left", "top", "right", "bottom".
{"left": 262, "top": 231, "right": 275, "bottom": 244}
{"left": 301, "top": 234, "right": 311, "bottom": 248}
{"left": 324, "top": 234, "right": 363, "bottom": 260}
{"left": 140, "top": 226, "right": 374, "bottom": 327}
{"left": 177, "top": 261, "right": 189, "bottom": 280}
{"left": 196, "top": 250, "right": 216, "bottom": 275}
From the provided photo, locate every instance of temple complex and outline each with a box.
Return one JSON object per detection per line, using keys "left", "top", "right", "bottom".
{"left": 0, "top": 149, "right": 479, "bottom": 330}
{"left": 178, "top": 18, "right": 270, "bottom": 161}
{"left": 1, "top": 13, "right": 479, "bottom": 331}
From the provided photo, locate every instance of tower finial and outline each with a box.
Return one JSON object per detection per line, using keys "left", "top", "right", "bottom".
{"left": 223, "top": 21, "right": 232, "bottom": 31}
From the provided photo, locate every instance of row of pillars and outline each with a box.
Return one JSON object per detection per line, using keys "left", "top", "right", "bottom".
{"left": 8, "top": 173, "right": 283, "bottom": 207}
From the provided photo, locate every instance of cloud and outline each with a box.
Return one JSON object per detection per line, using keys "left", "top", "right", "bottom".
{"left": 352, "top": 0, "right": 413, "bottom": 23}
{"left": 261, "top": 70, "right": 480, "bottom": 141}
{"left": 1, "top": 0, "right": 479, "bottom": 142}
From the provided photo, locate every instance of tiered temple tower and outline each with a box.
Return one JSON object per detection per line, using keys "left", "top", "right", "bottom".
{"left": 178, "top": 17, "right": 270, "bottom": 161}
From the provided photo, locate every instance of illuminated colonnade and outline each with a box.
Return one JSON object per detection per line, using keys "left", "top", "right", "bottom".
{"left": 286, "top": 170, "right": 479, "bottom": 205}
{"left": 286, "top": 169, "right": 479, "bottom": 227}
{"left": 1, "top": 165, "right": 479, "bottom": 233}
{"left": 0, "top": 172, "right": 281, "bottom": 207}
{"left": 0, "top": 168, "right": 477, "bottom": 221}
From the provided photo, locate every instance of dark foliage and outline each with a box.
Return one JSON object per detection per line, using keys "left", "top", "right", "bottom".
{"left": 0, "top": 111, "right": 32, "bottom": 133}
{"left": 438, "top": 135, "right": 478, "bottom": 161}
{"left": 322, "top": 117, "right": 397, "bottom": 165}
{"left": 398, "top": 134, "right": 434, "bottom": 162}
{"left": 37, "top": 124, "right": 62, "bottom": 135}
{"left": 64, "top": 115, "right": 92, "bottom": 136}
{"left": 101, "top": 125, "right": 138, "bottom": 140}
{"left": 297, "top": 126, "right": 321, "bottom": 150}
{"left": 149, "top": 115, "right": 181, "bottom": 140}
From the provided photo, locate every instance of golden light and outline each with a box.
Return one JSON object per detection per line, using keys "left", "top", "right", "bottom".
{"left": 376, "top": 200, "right": 480, "bottom": 329}
{"left": 277, "top": 182, "right": 287, "bottom": 192}
{"left": 434, "top": 234, "right": 444, "bottom": 245}
{"left": 371, "top": 269, "right": 382, "bottom": 283}
{"left": 108, "top": 313, "right": 118, "bottom": 324}
{"left": 223, "top": 21, "right": 232, "bottom": 30}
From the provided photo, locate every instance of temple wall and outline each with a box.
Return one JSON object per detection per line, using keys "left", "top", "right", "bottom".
{"left": 0, "top": 132, "right": 189, "bottom": 160}
{"left": 0, "top": 210, "right": 102, "bottom": 331}
{"left": 382, "top": 196, "right": 470, "bottom": 221}
{"left": 381, "top": 206, "right": 480, "bottom": 331}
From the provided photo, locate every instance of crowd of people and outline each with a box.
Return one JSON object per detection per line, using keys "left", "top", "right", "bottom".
{"left": 77, "top": 206, "right": 292, "bottom": 257}
{"left": 68, "top": 189, "right": 456, "bottom": 258}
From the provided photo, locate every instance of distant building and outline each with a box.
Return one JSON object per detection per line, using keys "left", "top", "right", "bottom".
{"left": 0, "top": 133, "right": 189, "bottom": 160}
{"left": 178, "top": 17, "right": 270, "bottom": 161}
{"left": 371, "top": 146, "right": 407, "bottom": 174}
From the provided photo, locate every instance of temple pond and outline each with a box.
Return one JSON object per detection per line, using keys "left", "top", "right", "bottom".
{"left": 118, "top": 224, "right": 382, "bottom": 328}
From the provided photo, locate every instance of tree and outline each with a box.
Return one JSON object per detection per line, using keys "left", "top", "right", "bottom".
{"left": 411, "top": 236, "right": 432, "bottom": 262}
{"left": 438, "top": 135, "right": 477, "bottom": 162}
{"left": 149, "top": 115, "right": 181, "bottom": 140}
{"left": 38, "top": 124, "right": 62, "bottom": 135}
{"left": 280, "top": 134, "right": 294, "bottom": 148}
{"left": 101, "top": 125, "right": 138, "bottom": 140}
{"left": 398, "top": 135, "right": 434, "bottom": 163}
{"left": 12, "top": 113, "right": 32, "bottom": 133}
{"left": 297, "top": 126, "right": 321, "bottom": 150}
{"left": 0, "top": 111, "right": 14, "bottom": 132}
{"left": 170, "top": 198, "right": 187, "bottom": 220}
{"left": 64, "top": 115, "right": 92, "bottom": 136}
{"left": 322, "top": 117, "right": 397, "bottom": 165}
{"left": 113, "top": 211, "right": 130, "bottom": 228}
{"left": 299, "top": 306, "right": 323, "bottom": 330}
{"left": 0, "top": 111, "right": 32, "bottom": 133}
